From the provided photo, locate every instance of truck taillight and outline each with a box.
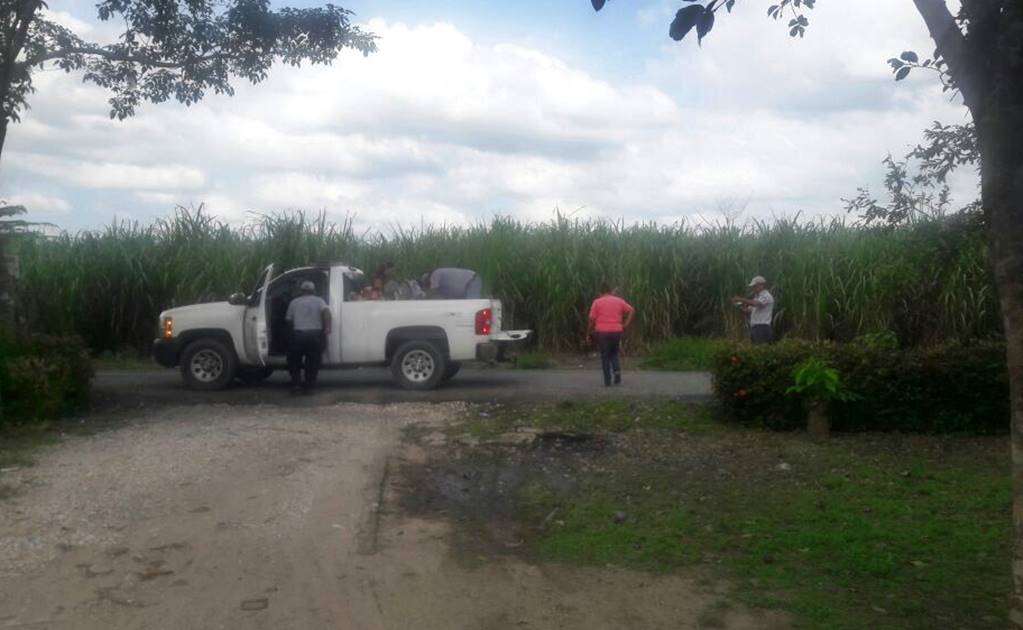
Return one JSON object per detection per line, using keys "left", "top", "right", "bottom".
{"left": 162, "top": 318, "right": 173, "bottom": 338}
{"left": 475, "top": 308, "right": 492, "bottom": 336}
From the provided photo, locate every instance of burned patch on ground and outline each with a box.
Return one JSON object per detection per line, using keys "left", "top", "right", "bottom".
{"left": 397, "top": 399, "right": 1012, "bottom": 630}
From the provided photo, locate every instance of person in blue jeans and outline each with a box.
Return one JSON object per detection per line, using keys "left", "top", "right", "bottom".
{"left": 587, "top": 284, "right": 636, "bottom": 386}
{"left": 285, "top": 281, "right": 331, "bottom": 393}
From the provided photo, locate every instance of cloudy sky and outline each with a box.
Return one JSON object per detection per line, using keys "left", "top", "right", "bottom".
{"left": 1, "top": 0, "right": 974, "bottom": 232}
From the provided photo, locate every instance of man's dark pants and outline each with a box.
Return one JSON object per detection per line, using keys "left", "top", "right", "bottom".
{"left": 597, "top": 332, "right": 622, "bottom": 386}
{"left": 288, "top": 329, "right": 324, "bottom": 388}
{"left": 751, "top": 324, "right": 774, "bottom": 345}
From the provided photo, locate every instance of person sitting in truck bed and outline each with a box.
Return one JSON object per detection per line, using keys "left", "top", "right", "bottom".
{"left": 375, "top": 262, "right": 402, "bottom": 300}
{"left": 362, "top": 276, "right": 385, "bottom": 300}
{"left": 421, "top": 268, "right": 482, "bottom": 299}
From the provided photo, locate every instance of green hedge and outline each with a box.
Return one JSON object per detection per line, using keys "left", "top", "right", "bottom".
{"left": 0, "top": 334, "right": 94, "bottom": 426}
{"left": 712, "top": 339, "right": 1009, "bottom": 433}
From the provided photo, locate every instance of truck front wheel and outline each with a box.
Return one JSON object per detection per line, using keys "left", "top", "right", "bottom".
{"left": 180, "top": 339, "right": 238, "bottom": 391}
{"left": 391, "top": 341, "right": 446, "bottom": 390}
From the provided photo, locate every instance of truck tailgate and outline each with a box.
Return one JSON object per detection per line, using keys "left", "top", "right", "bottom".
{"left": 491, "top": 330, "right": 530, "bottom": 342}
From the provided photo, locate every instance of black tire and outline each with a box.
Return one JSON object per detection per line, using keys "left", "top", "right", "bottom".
{"left": 391, "top": 340, "right": 447, "bottom": 390}
{"left": 237, "top": 366, "right": 274, "bottom": 385}
{"left": 442, "top": 361, "right": 461, "bottom": 382}
{"left": 180, "top": 338, "right": 238, "bottom": 391}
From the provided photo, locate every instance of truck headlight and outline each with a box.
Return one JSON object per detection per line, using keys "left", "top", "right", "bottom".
{"left": 162, "top": 317, "right": 174, "bottom": 338}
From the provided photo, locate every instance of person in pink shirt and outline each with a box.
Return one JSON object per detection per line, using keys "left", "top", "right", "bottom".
{"left": 587, "top": 284, "right": 636, "bottom": 386}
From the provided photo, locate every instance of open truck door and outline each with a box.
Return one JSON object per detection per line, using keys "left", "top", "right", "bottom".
{"left": 243, "top": 264, "right": 274, "bottom": 366}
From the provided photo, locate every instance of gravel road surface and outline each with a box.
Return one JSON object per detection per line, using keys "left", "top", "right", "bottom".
{"left": 0, "top": 402, "right": 780, "bottom": 630}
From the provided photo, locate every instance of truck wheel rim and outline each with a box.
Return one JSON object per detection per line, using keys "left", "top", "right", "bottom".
{"left": 190, "top": 349, "right": 224, "bottom": 382}
{"left": 401, "top": 350, "right": 435, "bottom": 382}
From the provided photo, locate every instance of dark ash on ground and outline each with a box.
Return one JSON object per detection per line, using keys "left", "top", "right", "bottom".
{"left": 396, "top": 399, "right": 1012, "bottom": 630}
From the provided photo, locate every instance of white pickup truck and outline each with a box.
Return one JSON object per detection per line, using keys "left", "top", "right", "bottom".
{"left": 152, "top": 263, "right": 531, "bottom": 391}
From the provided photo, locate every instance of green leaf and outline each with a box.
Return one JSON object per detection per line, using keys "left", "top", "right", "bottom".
{"left": 669, "top": 5, "right": 703, "bottom": 42}
{"left": 696, "top": 9, "right": 715, "bottom": 45}
{"left": 895, "top": 66, "right": 911, "bottom": 81}
{"left": 900, "top": 51, "right": 919, "bottom": 63}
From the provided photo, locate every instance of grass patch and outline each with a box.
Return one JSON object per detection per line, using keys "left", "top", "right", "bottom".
{"left": 460, "top": 399, "right": 718, "bottom": 439}
{"left": 705, "top": 461, "right": 1010, "bottom": 628}
{"left": 642, "top": 337, "right": 728, "bottom": 371}
{"left": 504, "top": 409, "right": 1010, "bottom": 629}
{"left": 513, "top": 352, "right": 552, "bottom": 370}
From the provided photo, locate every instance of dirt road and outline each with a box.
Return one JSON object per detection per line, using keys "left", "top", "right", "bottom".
{"left": 0, "top": 403, "right": 778, "bottom": 629}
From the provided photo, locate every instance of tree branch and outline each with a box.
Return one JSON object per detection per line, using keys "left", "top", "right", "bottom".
{"left": 20, "top": 45, "right": 223, "bottom": 70}
{"left": 911, "top": 0, "right": 982, "bottom": 116}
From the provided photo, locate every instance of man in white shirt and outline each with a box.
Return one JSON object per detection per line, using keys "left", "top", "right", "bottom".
{"left": 421, "top": 268, "right": 482, "bottom": 299}
{"left": 733, "top": 275, "right": 775, "bottom": 344}
{"left": 285, "top": 280, "right": 331, "bottom": 393}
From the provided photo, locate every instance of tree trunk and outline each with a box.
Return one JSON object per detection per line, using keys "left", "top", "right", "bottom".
{"left": 979, "top": 103, "right": 1023, "bottom": 629}
{"left": 806, "top": 400, "right": 830, "bottom": 441}
{"left": 989, "top": 164, "right": 1023, "bottom": 629}
{"left": 0, "top": 117, "right": 8, "bottom": 164}
{"left": 910, "top": 3, "right": 1022, "bottom": 623}
{"left": 0, "top": 250, "right": 15, "bottom": 336}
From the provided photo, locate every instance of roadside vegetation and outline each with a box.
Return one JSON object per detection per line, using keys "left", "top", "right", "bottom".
{"left": 641, "top": 337, "right": 729, "bottom": 371}
{"left": 713, "top": 338, "right": 1008, "bottom": 434}
{"left": 10, "top": 208, "right": 997, "bottom": 355}
{"left": 512, "top": 351, "right": 552, "bottom": 370}
{"left": 0, "top": 334, "right": 93, "bottom": 429}
{"left": 407, "top": 400, "right": 1011, "bottom": 630}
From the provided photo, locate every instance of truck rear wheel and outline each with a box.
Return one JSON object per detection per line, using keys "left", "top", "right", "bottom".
{"left": 391, "top": 341, "right": 446, "bottom": 390}
{"left": 180, "top": 339, "right": 237, "bottom": 391}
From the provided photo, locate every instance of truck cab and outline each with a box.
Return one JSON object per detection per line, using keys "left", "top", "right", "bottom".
{"left": 152, "top": 263, "right": 531, "bottom": 390}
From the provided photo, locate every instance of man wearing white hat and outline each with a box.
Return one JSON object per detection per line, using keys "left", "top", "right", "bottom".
{"left": 285, "top": 280, "right": 331, "bottom": 393}
{"left": 733, "top": 276, "right": 775, "bottom": 344}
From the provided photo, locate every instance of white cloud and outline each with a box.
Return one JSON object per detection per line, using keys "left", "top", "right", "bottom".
{"left": 0, "top": 9, "right": 977, "bottom": 233}
{"left": 40, "top": 8, "right": 95, "bottom": 35}
{"left": 134, "top": 191, "right": 178, "bottom": 205}
{"left": 13, "top": 154, "right": 204, "bottom": 191}
{"left": 5, "top": 192, "right": 71, "bottom": 216}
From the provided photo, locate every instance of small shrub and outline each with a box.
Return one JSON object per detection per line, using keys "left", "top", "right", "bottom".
{"left": 787, "top": 357, "right": 856, "bottom": 402}
{"left": 853, "top": 330, "right": 900, "bottom": 351}
{"left": 0, "top": 334, "right": 94, "bottom": 426}
{"left": 514, "top": 352, "right": 551, "bottom": 370}
{"left": 713, "top": 340, "right": 1008, "bottom": 433}
{"left": 642, "top": 337, "right": 729, "bottom": 371}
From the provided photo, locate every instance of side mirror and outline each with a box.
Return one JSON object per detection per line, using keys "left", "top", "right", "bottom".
{"left": 228, "top": 292, "right": 247, "bottom": 306}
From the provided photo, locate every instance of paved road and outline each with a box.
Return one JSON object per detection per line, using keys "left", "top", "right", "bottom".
{"left": 92, "top": 366, "right": 713, "bottom": 410}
